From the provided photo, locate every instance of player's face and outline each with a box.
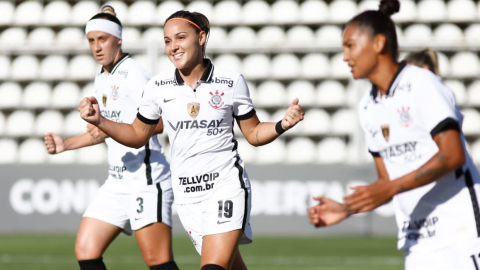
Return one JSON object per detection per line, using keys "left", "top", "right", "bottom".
{"left": 164, "top": 20, "right": 204, "bottom": 71}
{"left": 342, "top": 24, "right": 378, "bottom": 80}
{"left": 86, "top": 31, "right": 122, "bottom": 66}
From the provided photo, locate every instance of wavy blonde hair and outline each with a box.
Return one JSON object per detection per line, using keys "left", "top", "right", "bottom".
{"left": 405, "top": 48, "right": 440, "bottom": 77}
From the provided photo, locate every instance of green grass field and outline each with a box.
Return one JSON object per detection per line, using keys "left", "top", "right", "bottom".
{"left": 0, "top": 234, "right": 404, "bottom": 270}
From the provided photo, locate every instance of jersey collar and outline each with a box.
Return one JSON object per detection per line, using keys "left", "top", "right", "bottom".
{"left": 174, "top": 58, "right": 214, "bottom": 86}
{"left": 370, "top": 60, "right": 407, "bottom": 102}
{"left": 100, "top": 53, "right": 130, "bottom": 74}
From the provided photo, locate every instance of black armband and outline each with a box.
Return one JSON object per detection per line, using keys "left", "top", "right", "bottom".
{"left": 137, "top": 112, "right": 159, "bottom": 125}
{"left": 430, "top": 117, "right": 460, "bottom": 137}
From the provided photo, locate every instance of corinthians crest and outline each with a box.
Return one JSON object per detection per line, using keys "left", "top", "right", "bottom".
{"left": 187, "top": 102, "right": 200, "bottom": 118}
{"left": 208, "top": 90, "right": 225, "bottom": 109}
{"left": 102, "top": 94, "right": 107, "bottom": 107}
{"left": 111, "top": 85, "right": 120, "bottom": 100}
{"left": 397, "top": 106, "right": 413, "bottom": 127}
{"left": 381, "top": 124, "right": 390, "bottom": 142}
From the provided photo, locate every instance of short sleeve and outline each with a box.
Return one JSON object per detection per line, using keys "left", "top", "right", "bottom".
{"left": 137, "top": 78, "right": 161, "bottom": 125}
{"left": 232, "top": 75, "right": 256, "bottom": 120}
{"left": 412, "top": 73, "right": 459, "bottom": 137}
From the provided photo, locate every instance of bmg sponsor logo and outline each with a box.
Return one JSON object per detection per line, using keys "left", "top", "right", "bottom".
{"left": 9, "top": 178, "right": 99, "bottom": 215}
{"left": 213, "top": 77, "right": 234, "bottom": 87}
{"left": 155, "top": 79, "right": 175, "bottom": 86}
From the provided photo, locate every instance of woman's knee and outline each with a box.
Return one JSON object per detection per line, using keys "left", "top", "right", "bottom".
{"left": 135, "top": 223, "right": 173, "bottom": 266}
{"left": 75, "top": 218, "right": 121, "bottom": 260}
{"left": 142, "top": 251, "right": 163, "bottom": 267}
{"left": 75, "top": 238, "right": 103, "bottom": 260}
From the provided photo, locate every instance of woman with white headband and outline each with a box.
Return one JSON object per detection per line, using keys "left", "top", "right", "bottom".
{"left": 78, "top": 10, "right": 305, "bottom": 270}
{"left": 44, "top": 6, "right": 178, "bottom": 270}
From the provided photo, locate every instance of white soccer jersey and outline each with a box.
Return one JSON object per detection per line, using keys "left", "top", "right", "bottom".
{"left": 138, "top": 59, "right": 253, "bottom": 204}
{"left": 94, "top": 54, "right": 171, "bottom": 190}
{"left": 358, "top": 62, "right": 480, "bottom": 252}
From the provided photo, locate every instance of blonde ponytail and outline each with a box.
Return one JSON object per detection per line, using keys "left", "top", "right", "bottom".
{"left": 101, "top": 5, "right": 116, "bottom": 17}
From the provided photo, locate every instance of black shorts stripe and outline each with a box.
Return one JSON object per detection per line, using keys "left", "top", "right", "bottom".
{"left": 144, "top": 142, "right": 153, "bottom": 185}
{"left": 233, "top": 156, "right": 248, "bottom": 231}
{"left": 242, "top": 187, "right": 248, "bottom": 232}
{"left": 156, "top": 182, "right": 163, "bottom": 223}
{"left": 233, "top": 157, "right": 245, "bottom": 190}
{"left": 464, "top": 169, "right": 480, "bottom": 237}
{"left": 232, "top": 139, "right": 238, "bottom": 152}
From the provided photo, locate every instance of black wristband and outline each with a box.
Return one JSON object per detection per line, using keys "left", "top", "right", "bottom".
{"left": 275, "top": 120, "right": 286, "bottom": 135}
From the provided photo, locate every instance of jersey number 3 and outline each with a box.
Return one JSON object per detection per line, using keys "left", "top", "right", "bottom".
{"left": 136, "top": 197, "right": 144, "bottom": 214}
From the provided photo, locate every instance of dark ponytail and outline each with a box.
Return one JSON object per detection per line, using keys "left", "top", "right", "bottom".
{"left": 346, "top": 0, "right": 400, "bottom": 60}
{"left": 378, "top": 0, "right": 400, "bottom": 16}
{"left": 165, "top": 10, "right": 210, "bottom": 58}
{"left": 89, "top": 5, "right": 122, "bottom": 27}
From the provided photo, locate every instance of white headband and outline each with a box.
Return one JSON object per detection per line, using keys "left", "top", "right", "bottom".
{"left": 85, "top": 19, "right": 122, "bottom": 39}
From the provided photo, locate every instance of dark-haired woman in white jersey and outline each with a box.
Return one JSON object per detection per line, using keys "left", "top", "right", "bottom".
{"left": 77, "top": 10, "right": 304, "bottom": 270}
{"left": 44, "top": 6, "right": 178, "bottom": 270}
{"left": 308, "top": 1, "right": 480, "bottom": 269}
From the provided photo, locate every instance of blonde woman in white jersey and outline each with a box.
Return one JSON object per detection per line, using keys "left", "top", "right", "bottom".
{"left": 405, "top": 48, "right": 441, "bottom": 77}
{"left": 308, "top": 1, "right": 480, "bottom": 269}
{"left": 44, "top": 6, "right": 178, "bottom": 270}
{"left": 77, "top": 10, "right": 304, "bottom": 270}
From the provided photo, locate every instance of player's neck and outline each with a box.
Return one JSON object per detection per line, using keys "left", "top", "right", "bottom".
{"left": 368, "top": 59, "right": 399, "bottom": 96}
{"left": 103, "top": 50, "right": 124, "bottom": 74}
{"left": 179, "top": 60, "right": 206, "bottom": 89}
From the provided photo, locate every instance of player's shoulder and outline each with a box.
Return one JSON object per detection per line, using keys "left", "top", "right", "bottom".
{"left": 210, "top": 65, "right": 244, "bottom": 87}
{"left": 117, "top": 57, "right": 149, "bottom": 78}
{"left": 401, "top": 65, "right": 440, "bottom": 87}
{"left": 121, "top": 57, "right": 143, "bottom": 69}
{"left": 401, "top": 65, "right": 450, "bottom": 97}
{"left": 150, "top": 69, "right": 177, "bottom": 87}
{"left": 212, "top": 65, "right": 242, "bottom": 78}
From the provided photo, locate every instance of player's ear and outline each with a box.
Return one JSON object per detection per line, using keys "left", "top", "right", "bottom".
{"left": 198, "top": 31, "right": 207, "bottom": 46}
{"left": 118, "top": 38, "right": 122, "bottom": 46}
{"left": 373, "top": 34, "right": 386, "bottom": 55}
